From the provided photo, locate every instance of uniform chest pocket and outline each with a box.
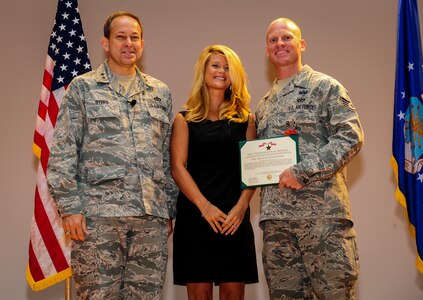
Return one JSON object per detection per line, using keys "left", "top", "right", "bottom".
{"left": 147, "top": 107, "right": 170, "bottom": 127}
{"left": 147, "top": 107, "right": 170, "bottom": 123}
{"left": 140, "top": 106, "right": 170, "bottom": 149}
{"left": 256, "top": 117, "right": 269, "bottom": 137}
{"left": 294, "top": 110, "right": 319, "bottom": 133}
{"left": 86, "top": 104, "right": 122, "bottom": 139}
{"left": 258, "top": 111, "right": 289, "bottom": 137}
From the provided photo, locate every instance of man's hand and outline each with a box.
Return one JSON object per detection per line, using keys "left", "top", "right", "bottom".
{"left": 62, "top": 214, "right": 89, "bottom": 241}
{"left": 279, "top": 168, "right": 303, "bottom": 190}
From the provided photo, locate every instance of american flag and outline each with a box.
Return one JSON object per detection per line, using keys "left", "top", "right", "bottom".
{"left": 26, "top": 0, "right": 91, "bottom": 290}
{"left": 392, "top": 0, "right": 423, "bottom": 273}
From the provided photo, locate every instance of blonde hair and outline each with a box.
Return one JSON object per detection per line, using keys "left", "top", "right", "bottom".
{"left": 184, "top": 45, "right": 250, "bottom": 123}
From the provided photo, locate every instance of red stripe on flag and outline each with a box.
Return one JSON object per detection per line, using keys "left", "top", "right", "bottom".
{"left": 33, "top": 131, "right": 46, "bottom": 153}
{"left": 48, "top": 92, "right": 59, "bottom": 128}
{"left": 40, "top": 149, "right": 50, "bottom": 176}
{"left": 34, "top": 187, "right": 69, "bottom": 272}
{"left": 33, "top": 133, "right": 49, "bottom": 175}
{"left": 36, "top": 98, "right": 48, "bottom": 122}
{"left": 43, "top": 69, "right": 53, "bottom": 91}
{"left": 28, "top": 241, "right": 45, "bottom": 282}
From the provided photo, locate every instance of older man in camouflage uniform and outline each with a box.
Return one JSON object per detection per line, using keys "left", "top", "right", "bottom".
{"left": 256, "top": 18, "right": 364, "bottom": 299}
{"left": 47, "top": 11, "right": 177, "bottom": 299}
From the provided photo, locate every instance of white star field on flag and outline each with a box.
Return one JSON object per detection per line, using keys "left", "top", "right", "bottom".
{"left": 47, "top": 0, "right": 91, "bottom": 91}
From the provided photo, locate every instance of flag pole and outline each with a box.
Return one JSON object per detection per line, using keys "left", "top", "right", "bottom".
{"left": 65, "top": 277, "right": 71, "bottom": 300}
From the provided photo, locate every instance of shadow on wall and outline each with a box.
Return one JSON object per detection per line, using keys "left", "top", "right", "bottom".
{"left": 390, "top": 169, "right": 423, "bottom": 293}
{"left": 265, "top": 58, "right": 275, "bottom": 86}
{"left": 25, "top": 280, "right": 68, "bottom": 300}
{"left": 348, "top": 154, "right": 364, "bottom": 190}
{"left": 395, "top": 201, "right": 423, "bottom": 293}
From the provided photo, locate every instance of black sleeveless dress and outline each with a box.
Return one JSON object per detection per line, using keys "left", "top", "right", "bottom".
{"left": 173, "top": 115, "right": 258, "bottom": 285}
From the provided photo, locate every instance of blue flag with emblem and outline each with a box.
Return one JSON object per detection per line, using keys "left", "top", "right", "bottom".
{"left": 392, "top": 0, "right": 423, "bottom": 273}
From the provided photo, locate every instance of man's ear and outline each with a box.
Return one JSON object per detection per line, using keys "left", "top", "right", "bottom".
{"left": 300, "top": 39, "right": 306, "bottom": 52}
{"left": 101, "top": 37, "right": 109, "bottom": 52}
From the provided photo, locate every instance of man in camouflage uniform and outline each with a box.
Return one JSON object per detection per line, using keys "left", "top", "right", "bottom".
{"left": 256, "top": 18, "right": 364, "bottom": 299}
{"left": 47, "top": 11, "right": 177, "bottom": 299}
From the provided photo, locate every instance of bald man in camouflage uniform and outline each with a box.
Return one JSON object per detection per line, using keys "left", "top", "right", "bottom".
{"left": 47, "top": 12, "right": 177, "bottom": 299}
{"left": 256, "top": 18, "right": 364, "bottom": 299}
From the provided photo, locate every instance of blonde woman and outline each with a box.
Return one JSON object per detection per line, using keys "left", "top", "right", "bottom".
{"left": 171, "top": 45, "right": 258, "bottom": 300}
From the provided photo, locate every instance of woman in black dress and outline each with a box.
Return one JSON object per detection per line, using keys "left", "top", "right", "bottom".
{"left": 171, "top": 45, "right": 258, "bottom": 300}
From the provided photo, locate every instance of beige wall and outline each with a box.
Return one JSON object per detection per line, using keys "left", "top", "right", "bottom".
{"left": 1, "top": 0, "right": 423, "bottom": 299}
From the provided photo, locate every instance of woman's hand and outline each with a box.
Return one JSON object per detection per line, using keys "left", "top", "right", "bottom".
{"left": 202, "top": 202, "right": 227, "bottom": 233}
{"left": 221, "top": 203, "right": 247, "bottom": 236}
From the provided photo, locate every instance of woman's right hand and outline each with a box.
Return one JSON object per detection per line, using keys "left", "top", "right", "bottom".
{"left": 202, "top": 202, "right": 227, "bottom": 233}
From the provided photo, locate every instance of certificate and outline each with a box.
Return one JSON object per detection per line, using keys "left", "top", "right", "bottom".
{"left": 239, "top": 135, "right": 299, "bottom": 188}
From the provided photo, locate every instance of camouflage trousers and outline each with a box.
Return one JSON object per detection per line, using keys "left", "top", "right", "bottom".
{"left": 262, "top": 219, "right": 359, "bottom": 300}
{"left": 71, "top": 215, "right": 168, "bottom": 300}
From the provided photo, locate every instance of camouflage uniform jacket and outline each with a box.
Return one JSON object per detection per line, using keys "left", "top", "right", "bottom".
{"left": 256, "top": 65, "right": 364, "bottom": 227}
{"left": 47, "top": 61, "right": 178, "bottom": 219}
